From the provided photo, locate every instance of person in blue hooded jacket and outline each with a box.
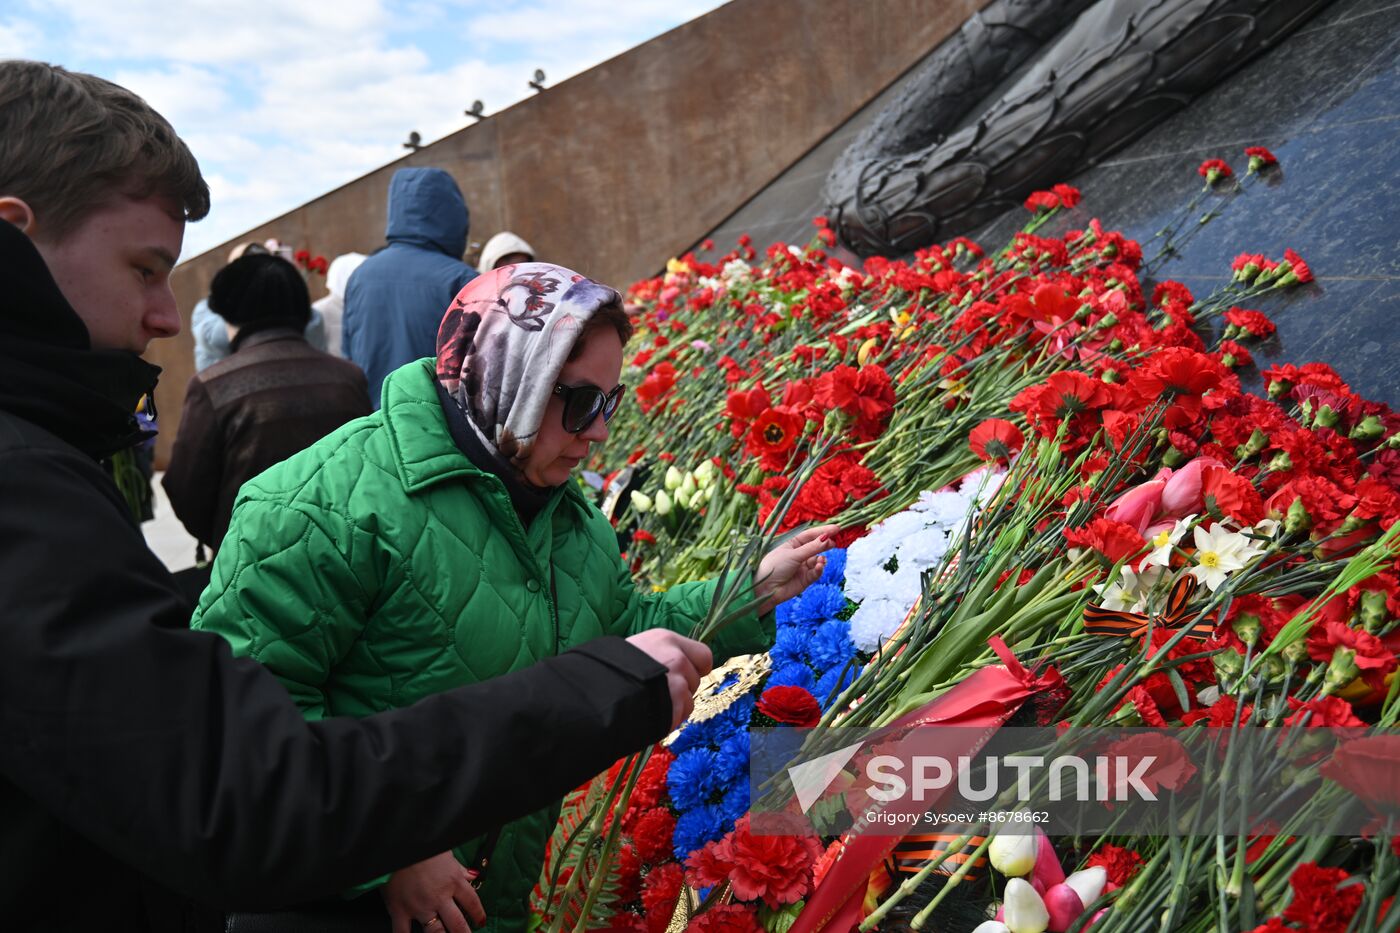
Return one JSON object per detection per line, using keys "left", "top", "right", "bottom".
{"left": 343, "top": 167, "right": 478, "bottom": 406}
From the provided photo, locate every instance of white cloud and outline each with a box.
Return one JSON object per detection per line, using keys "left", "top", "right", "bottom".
{"left": 110, "top": 63, "right": 232, "bottom": 128}
{"left": 13, "top": 0, "right": 729, "bottom": 260}
{"left": 0, "top": 18, "right": 44, "bottom": 58}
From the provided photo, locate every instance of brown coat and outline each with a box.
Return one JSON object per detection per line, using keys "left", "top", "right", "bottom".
{"left": 162, "top": 328, "right": 372, "bottom": 551}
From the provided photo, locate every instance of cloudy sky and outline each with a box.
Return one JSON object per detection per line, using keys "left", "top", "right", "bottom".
{"left": 3, "top": 0, "right": 727, "bottom": 261}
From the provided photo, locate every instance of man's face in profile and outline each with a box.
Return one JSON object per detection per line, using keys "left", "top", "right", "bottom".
{"left": 28, "top": 195, "right": 186, "bottom": 354}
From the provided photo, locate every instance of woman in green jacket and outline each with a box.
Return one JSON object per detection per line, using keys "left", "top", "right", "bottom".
{"left": 192, "top": 262, "right": 834, "bottom": 933}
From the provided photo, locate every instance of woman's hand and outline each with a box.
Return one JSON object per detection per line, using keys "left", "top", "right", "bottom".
{"left": 382, "top": 851, "right": 487, "bottom": 933}
{"left": 755, "top": 524, "right": 841, "bottom": 614}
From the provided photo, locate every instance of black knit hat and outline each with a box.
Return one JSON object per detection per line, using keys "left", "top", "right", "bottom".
{"left": 209, "top": 253, "right": 311, "bottom": 335}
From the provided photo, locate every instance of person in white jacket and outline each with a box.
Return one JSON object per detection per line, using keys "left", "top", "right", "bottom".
{"left": 311, "top": 252, "right": 367, "bottom": 359}
{"left": 477, "top": 231, "right": 535, "bottom": 271}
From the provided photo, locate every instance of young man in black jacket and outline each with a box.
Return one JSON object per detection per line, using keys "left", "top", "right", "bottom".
{"left": 0, "top": 61, "right": 712, "bottom": 932}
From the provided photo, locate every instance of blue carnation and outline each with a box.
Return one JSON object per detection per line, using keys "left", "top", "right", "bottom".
{"left": 819, "top": 548, "right": 847, "bottom": 586}
{"left": 775, "top": 597, "right": 797, "bottom": 627}
{"left": 667, "top": 747, "right": 719, "bottom": 810}
{"left": 714, "top": 730, "right": 750, "bottom": 785}
{"left": 710, "top": 693, "right": 756, "bottom": 739}
{"left": 815, "top": 664, "right": 859, "bottom": 710}
{"left": 809, "top": 619, "right": 856, "bottom": 673}
{"left": 770, "top": 626, "right": 810, "bottom": 668}
{"left": 789, "top": 583, "right": 847, "bottom": 626}
{"left": 765, "top": 662, "right": 816, "bottom": 693}
{"left": 673, "top": 804, "right": 727, "bottom": 859}
{"left": 719, "top": 780, "right": 750, "bottom": 825}
{"left": 668, "top": 713, "right": 720, "bottom": 756}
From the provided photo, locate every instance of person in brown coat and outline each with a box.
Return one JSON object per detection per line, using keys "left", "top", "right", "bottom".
{"left": 163, "top": 253, "right": 371, "bottom": 553}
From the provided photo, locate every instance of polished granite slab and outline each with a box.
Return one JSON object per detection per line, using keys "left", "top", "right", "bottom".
{"left": 697, "top": 0, "right": 1400, "bottom": 407}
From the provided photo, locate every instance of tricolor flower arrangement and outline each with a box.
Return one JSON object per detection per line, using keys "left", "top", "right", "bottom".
{"left": 536, "top": 148, "right": 1400, "bottom": 933}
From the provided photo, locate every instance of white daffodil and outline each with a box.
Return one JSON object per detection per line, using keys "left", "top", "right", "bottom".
{"left": 1254, "top": 518, "right": 1280, "bottom": 536}
{"left": 1141, "top": 514, "right": 1196, "bottom": 570}
{"left": 1188, "top": 523, "right": 1254, "bottom": 591}
{"left": 1093, "top": 564, "right": 1164, "bottom": 613}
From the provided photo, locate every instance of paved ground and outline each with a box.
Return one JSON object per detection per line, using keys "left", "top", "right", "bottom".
{"left": 142, "top": 471, "right": 199, "bottom": 571}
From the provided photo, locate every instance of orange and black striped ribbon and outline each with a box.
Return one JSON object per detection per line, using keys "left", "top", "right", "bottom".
{"left": 1083, "top": 574, "right": 1215, "bottom": 640}
{"left": 891, "top": 832, "right": 989, "bottom": 881}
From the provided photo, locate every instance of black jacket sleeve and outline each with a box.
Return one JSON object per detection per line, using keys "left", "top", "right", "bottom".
{"left": 0, "top": 443, "right": 672, "bottom": 909}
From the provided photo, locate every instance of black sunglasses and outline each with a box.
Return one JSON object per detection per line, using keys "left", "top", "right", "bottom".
{"left": 553, "top": 382, "right": 627, "bottom": 433}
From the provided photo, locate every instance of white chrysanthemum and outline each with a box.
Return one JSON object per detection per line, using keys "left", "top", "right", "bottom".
{"left": 897, "top": 528, "right": 952, "bottom": 570}
{"left": 910, "top": 491, "right": 969, "bottom": 527}
{"left": 848, "top": 598, "right": 910, "bottom": 651}
{"left": 720, "top": 259, "right": 751, "bottom": 287}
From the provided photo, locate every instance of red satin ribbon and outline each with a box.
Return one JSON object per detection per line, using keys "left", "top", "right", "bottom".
{"left": 789, "top": 641, "right": 1065, "bottom": 933}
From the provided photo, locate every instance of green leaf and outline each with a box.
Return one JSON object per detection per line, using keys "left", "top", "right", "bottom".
{"left": 758, "top": 900, "right": 805, "bottom": 933}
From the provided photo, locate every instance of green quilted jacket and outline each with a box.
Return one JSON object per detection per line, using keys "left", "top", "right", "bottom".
{"left": 190, "top": 359, "right": 772, "bottom": 932}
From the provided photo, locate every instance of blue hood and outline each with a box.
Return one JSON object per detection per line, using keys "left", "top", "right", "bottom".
{"left": 384, "top": 167, "right": 469, "bottom": 258}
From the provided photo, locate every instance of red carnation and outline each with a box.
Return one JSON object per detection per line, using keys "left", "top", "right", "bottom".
{"left": 685, "top": 816, "right": 823, "bottom": 909}
{"left": 1198, "top": 158, "right": 1233, "bottom": 184}
{"left": 631, "top": 808, "right": 677, "bottom": 865}
{"left": 1244, "top": 146, "right": 1278, "bottom": 172}
{"left": 1284, "top": 695, "right": 1365, "bottom": 729}
{"left": 1201, "top": 465, "right": 1265, "bottom": 525}
{"left": 635, "top": 363, "right": 678, "bottom": 414}
{"left": 688, "top": 904, "right": 763, "bottom": 933}
{"left": 1052, "top": 183, "right": 1082, "bottom": 208}
{"left": 631, "top": 747, "right": 674, "bottom": 810}
{"left": 1224, "top": 306, "right": 1276, "bottom": 339}
{"left": 1085, "top": 843, "right": 1145, "bottom": 891}
{"left": 1306, "top": 620, "right": 1397, "bottom": 672}
{"left": 1010, "top": 371, "right": 1112, "bottom": 442}
{"left": 969, "top": 418, "right": 1026, "bottom": 464}
{"left": 640, "top": 863, "right": 683, "bottom": 933}
{"left": 1320, "top": 735, "right": 1400, "bottom": 813}
{"left": 756, "top": 685, "right": 821, "bottom": 727}
{"left": 294, "top": 248, "right": 311, "bottom": 265}
{"left": 1181, "top": 693, "right": 1253, "bottom": 727}
{"left": 1063, "top": 518, "right": 1146, "bottom": 564}
{"left": 1024, "top": 190, "right": 1060, "bottom": 212}
{"left": 1283, "top": 862, "right": 1362, "bottom": 931}
{"left": 1283, "top": 248, "right": 1314, "bottom": 284}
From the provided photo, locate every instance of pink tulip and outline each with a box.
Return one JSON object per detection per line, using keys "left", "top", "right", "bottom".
{"left": 1104, "top": 478, "right": 1166, "bottom": 533}
{"left": 1032, "top": 832, "right": 1065, "bottom": 888}
{"left": 1044, "top": 883, "right": 1086, "bottom": 932}
{"left": 1159, "top": 456, "right": 1222, "bottom": 516}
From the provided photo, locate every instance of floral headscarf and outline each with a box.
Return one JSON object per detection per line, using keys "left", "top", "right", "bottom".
{"left": 435, "top": 262, "right": 622, "bottom": 464}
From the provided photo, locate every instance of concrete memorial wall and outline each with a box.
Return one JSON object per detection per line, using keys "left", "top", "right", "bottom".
{"left": 152, "top": 0, "right": 990, "bottom": 466}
